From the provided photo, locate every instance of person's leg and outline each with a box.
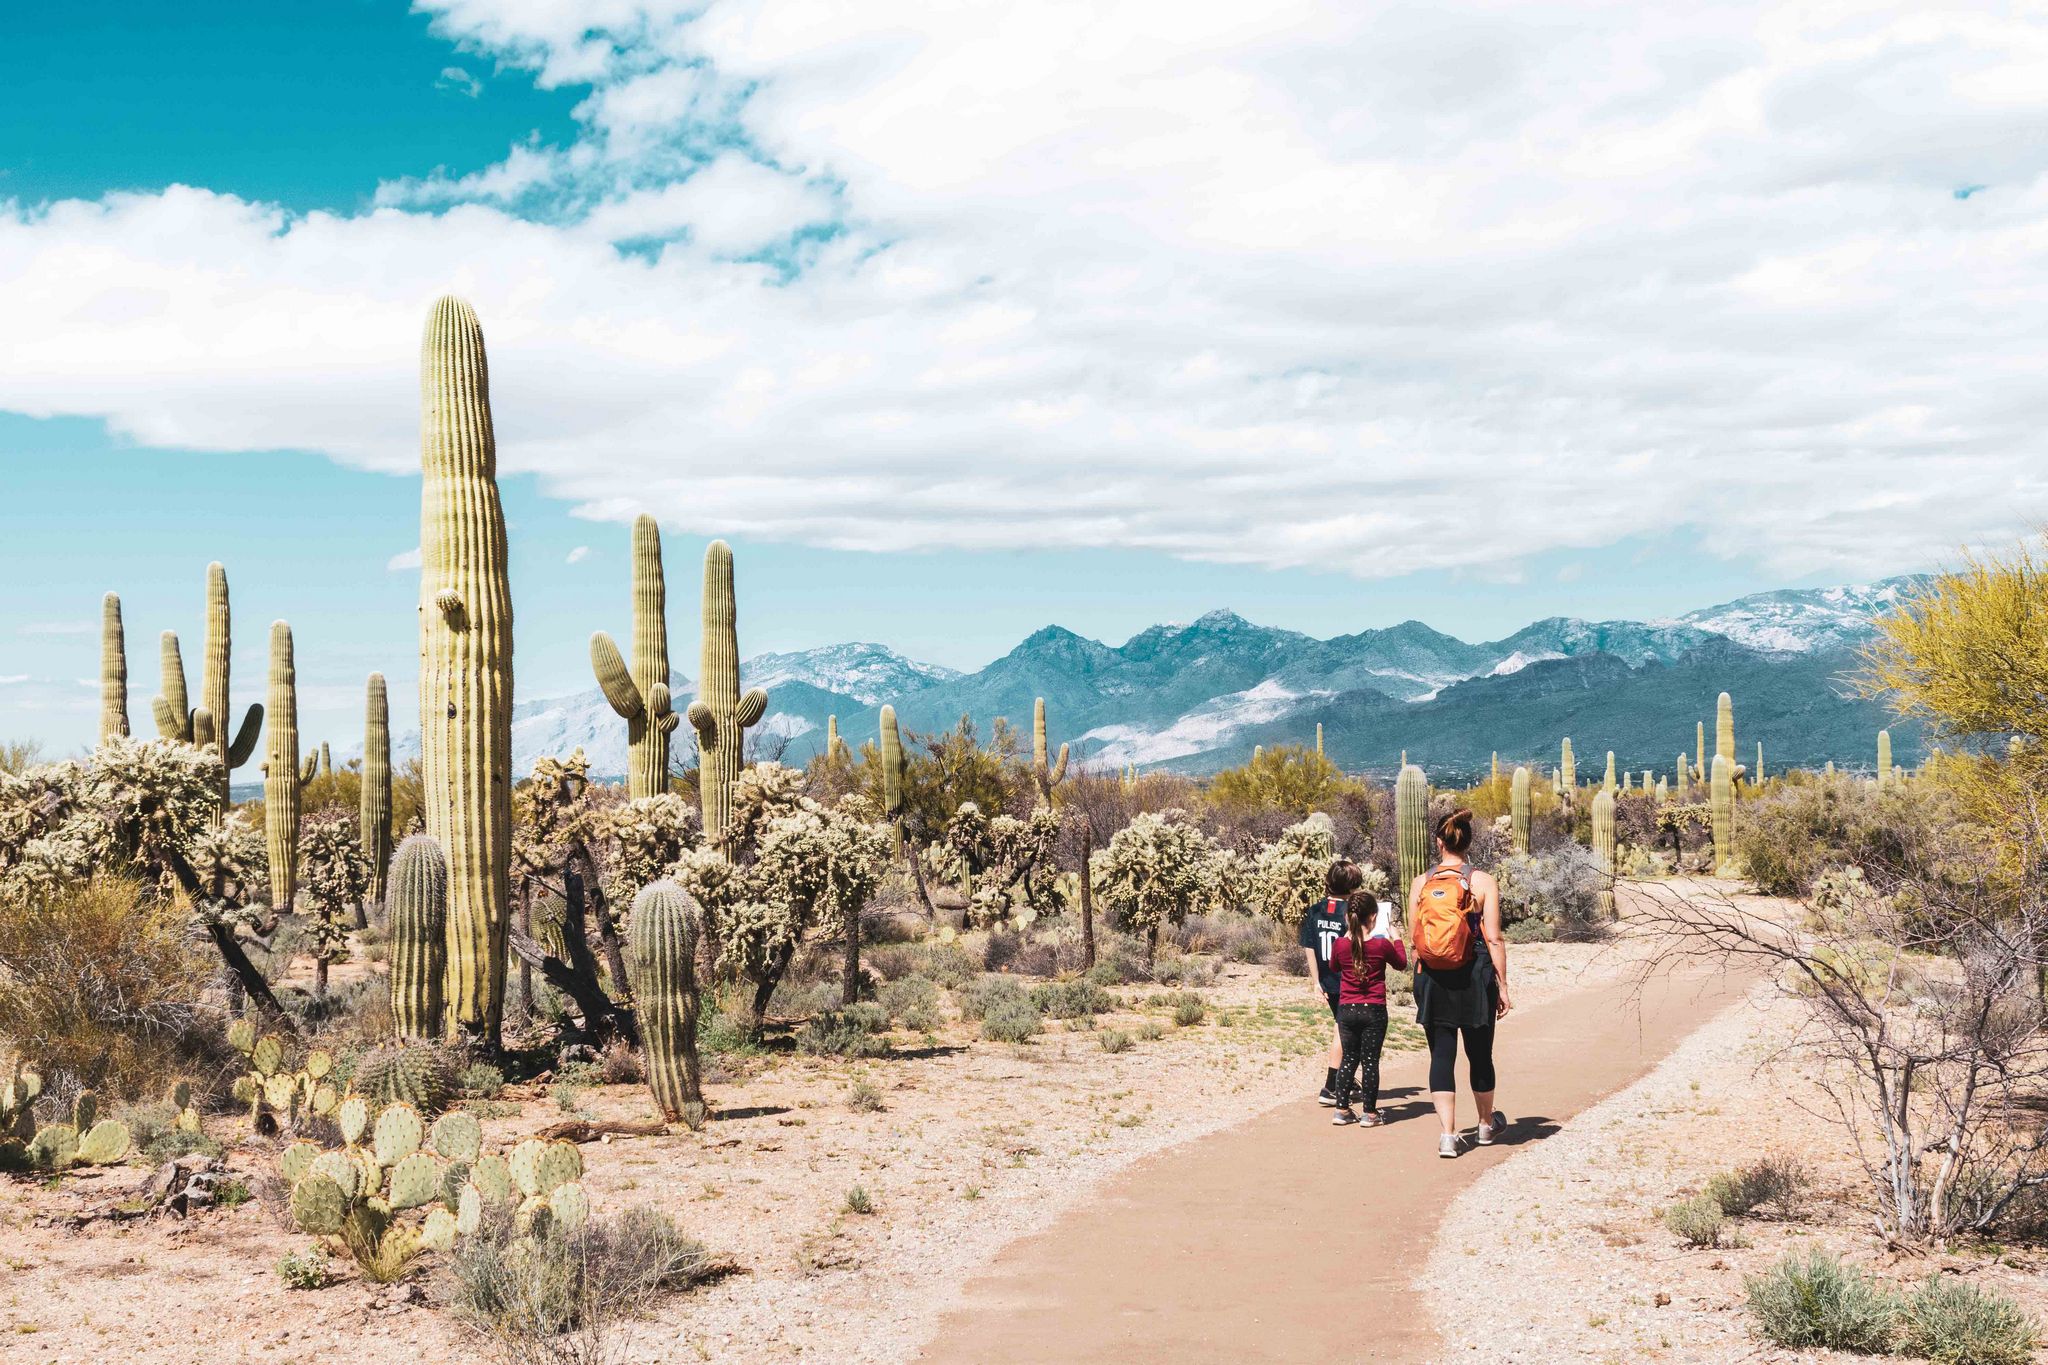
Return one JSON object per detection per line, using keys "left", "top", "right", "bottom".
{"left": 1465, "top": 1024, "right": 1498, "bottom": 1128}
{"left": 1427, "top": 1023, "right": 1459, "bottom": 1135}
{"left": 1333, "top": 1006, "right": 1366, "bottom": 1116}
{"left": 1359, "top": 1004, "right": 1389, "bottom": 1114}
{"left": 1320, "top": 994, "right": 1342, "bottom": 1101}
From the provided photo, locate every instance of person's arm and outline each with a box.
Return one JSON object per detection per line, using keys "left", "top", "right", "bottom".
{"left": 1299, "top": 914, "right": 1323, "bottom": 996}
{"left": 1381, "top": 936, "right": 1408, "bottom": 972}
{"left": 1477, "top": 872, "right": 1510, "bottom": 1016}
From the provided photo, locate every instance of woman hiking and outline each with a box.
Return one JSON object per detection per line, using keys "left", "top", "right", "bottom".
{"left": 1406, "top": 808, "right": 1512, "bottom": 1157}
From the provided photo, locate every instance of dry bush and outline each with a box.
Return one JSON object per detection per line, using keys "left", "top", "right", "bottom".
{"left": 0, "top": 874, "right": 217, "bottom": 1097}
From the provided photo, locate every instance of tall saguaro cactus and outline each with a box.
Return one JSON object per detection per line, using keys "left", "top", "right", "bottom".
{"left": 153, "top": 631, "right": 191, "bottom": 743}
{"left": 418, "top": 295, "right": 515, "bottom": 1044}
{"left": 99, "top": 593, "right": 128, "bottom": 743}
{"left": 387, "top": 834, "right": 448, "bottom": 1042}
{"left": 825, "top": 715, "right": 847, "bottom": 763}
{"left": 687, "top": 541, "right": 767, "bottom": 847}
{"left": 362, "top": 673, "right": 393, "bottom": 917}
{"left": 1395, "top": 763, "right": 1430, "bottom": 899}
{"left": 1716, "top": 692, "right": 1734, "bottom": 767}
{"left": 1710, "top": 753, "right": 1734, "bottom": 875}
{"left": 264, "top": 622, "right": 302, "bottom": 912}
{"left": 1676, "top": 753, "right": 1689, "bottom": 799}
{"left": 1560, "top": 738, "right": 1576, "bottom": 807}
{"left": 202, "top": 563, "right": 263, "bottom": 804}
{"left": 1510, "top": 766, "right": 1531, "bottom": 855}
{"left": 1591, "top": 788, "right": 1617, "bottom": 919}
{"left": 1032, "top": 697, "right": 1069, "bottom": 804}
{"left": 1603, "top": 751, "right": 1617, "bottom": 793}
{"left": 879, "top": 704, "right": 906, "bottom": 857}
{"left": 1696, "top": 722, "right": 1707, "bottom": 779}
{"left": 629, "top": 880, "right": 703, "bottom": 1122}
{"left": 590, "top": 514, "right": 677, "bottom": 800}
{"left": 1316, "top": 724, "right": 1324, "bottom": 759}
{"left": 1877, "top": 729, "right": 1893, "bottom": 785}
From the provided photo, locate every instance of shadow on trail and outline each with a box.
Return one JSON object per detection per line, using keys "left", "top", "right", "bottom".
{"left": 1486, "top": 1114, "right": 1561, "bottom": 1146}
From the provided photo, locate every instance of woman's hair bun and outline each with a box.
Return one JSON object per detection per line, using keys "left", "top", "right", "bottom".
{"left": 1437, "top": 807, "right": 1475, "bottom": 854}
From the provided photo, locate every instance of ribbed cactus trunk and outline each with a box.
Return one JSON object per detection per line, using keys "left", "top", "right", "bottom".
{"left": 1696, "top": 723, "right": 1707, "bottom": 778}
{"left": 418, "top": 296, "right": 515, "bottom": 1046}
{"left": 1710, "top": 754, "right": 1734, "bottom": 875}
{"left": 629, "top": 880, "right": 703, "bottom": 1122}
{"left": 99, "top": 593, "right": 128, "bottom": 744}
{"left": 1877, "top": 729, "right": 1893, "bottom": 785}
{"left": 826, "top": 715, "right": 842, "bottom": 762}
{"left": 687, "top": 541, "right": 767, "bottom": 849}
{"left": 880, "top": 704, "right": 905, "bottom": 859}
{"left": 1032, "top": 696, "right": 1068, "bottom": 804}
{"left": 1755, "top": 742, "right": 1764, "bottom": 784}
{"left": 590, "top": 514, "right": 676, "bottom": 800}
{"left": 264, "top": 622, "right": 301, "bottom": 912}
{"left": 1716, "top": 693, "right": 1734, "bottom": 767}
{"left": 153, "top": 631, "right": 191, "bottom": 741}
{"left": 1317, "top": 724, "right": 1324, "bottom": 759}
{"left": 1560, "top": 739, "right": 1576, "bottom": 808}
{"left": 361, "top": 673, "right": 392, "bottom": 921}
{"left": 1510, "top": 766, "right": 1530, "bottom": 855}
{"left": 1490, "top": 751, "right": 1499, "bottom": 785}
{"left": 203, "top": 562, "right": 263, "bottom": 809}
{"left": 1603, "top": 751, "right": 1616, "bottom": 793}
{"left": 1591, "top": 787, "right": 1617, "bottom": 918}
{"left": 1676, "top": 753, "right": 1689, "bottom": 799}
{"left": 387, "top": 834, "right": 448, "bottom": 1042}
{"left": 1395, "top": 764, "right": 1430, "bottom": 906}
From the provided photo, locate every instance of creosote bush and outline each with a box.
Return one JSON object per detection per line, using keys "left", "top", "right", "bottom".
{"left": 1662, "top": 1196, "right": 1727, "bottom": 1249}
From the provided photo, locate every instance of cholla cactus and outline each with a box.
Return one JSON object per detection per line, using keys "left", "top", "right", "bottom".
{"left": 601, "top": 793, "right": 700, "bottom": 904}
{"left": 590, "top": 515, "right": 678, "bottom": 801}
{"left": 1510, "top": 767, "right": 1531, "bottom": 854}
{"left": 1089, "top": 810, "right": 1230, "bottom": 959}
{"left": 925, "top": 802, "right": 1061, "bottom": 926}
{"left": 1245, "top": 813, "right": 1336, "bottom": 922}
{"left": 0, "top": 737, "right": 225, "bottom": 901}
{"left": 300, "top": 813, "right": 368, "bottom": 999}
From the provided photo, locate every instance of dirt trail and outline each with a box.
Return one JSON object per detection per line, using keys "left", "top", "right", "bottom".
{"left": 917, "top": 955, "right": 1749, "bottom": 1364}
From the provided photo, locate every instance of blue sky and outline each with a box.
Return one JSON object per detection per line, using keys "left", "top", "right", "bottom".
{"left": 4, "top": 1, "right": 2044, "bottom": 754}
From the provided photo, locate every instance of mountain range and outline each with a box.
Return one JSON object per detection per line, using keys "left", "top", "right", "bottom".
{"left": 470, "top": 576, "right": 1926, "bottom": 784}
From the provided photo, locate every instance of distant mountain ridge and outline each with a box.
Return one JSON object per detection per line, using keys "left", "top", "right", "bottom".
{"left": 410, "top": 575, "right": 1930, "bottom": 781}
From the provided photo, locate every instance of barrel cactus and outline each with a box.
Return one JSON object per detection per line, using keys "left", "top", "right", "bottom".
{"left": 628, "top": 879, "right": 703, "bottom": 1123}
{"left": 1510, "top": 766, "right": 1531, "bottom": 855}
{"left": 418, "top": 295, "right": 515, "bottom": 1045}
{"left": 1710, "top": 753, "right": 1734, "bottom": 875}
{"left": 687, "top": 540, "right": 767, "bottom": 848}
{"left": 362, "top": 673, "right": 393, "bottom": 912}
{"left": 590, "top": 514, "right": 677, "bottom": 800}
{"left": 351, "top": 1045, "right": 455, "bottom": 1115}
{"left": 1395, "top": 763, "right": 1430, "bottom": 894}
{"left": 388, "top": 834, "right": 449, "bottom": 1042}
{"left": 265, "top": 621, "right": 302, "bottom": 912}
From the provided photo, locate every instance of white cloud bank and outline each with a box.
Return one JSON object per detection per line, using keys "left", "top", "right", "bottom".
{"left": 3, "top": 0, "right": 2047, "bottom": 581}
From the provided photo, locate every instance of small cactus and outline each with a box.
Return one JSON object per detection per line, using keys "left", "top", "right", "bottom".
{"left": 386, "top": 834, "right": 449, "bottom": 1042}
{"left": 351, "top": 1045, "right": 455, "bottom": 1115}
{"left": 628, "top": 880, "right": 703, "bottom": 1124}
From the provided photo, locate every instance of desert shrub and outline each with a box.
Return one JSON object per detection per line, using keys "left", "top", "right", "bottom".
{"left": 597, "top": 1039, "right": 644, "bottom": 1086}
{"left": 1706, "top": 1154, "right": 1810, "bottom": 1219}
{"left": 1734, "top": 773, "right": 1951, "bottom": 898}
{"left": 1495, "top": 846, "right": 1606, "bottom": 940}
{"left": 1171, "top": 992, "right": 1206, "bottom": 1027}
{"left": 981, "top": 928, "right": 1023, "bottom": 973}
{"left": 843, "top": 1185, "right": 875, "bottom": 1215}
{"left": 1743, "top": 1250, "right": 1898, "bottom": 1354}
{"left": 768, "top": 978, "right": 839, "bottom": 1020}
{"left": 1894, "top": 1275, "right": 2038, "bottom": 1365}
{"left": 1085, "top": 934, "right": 1150, "bottom": 985}
{"left": 980, "top": 998, "right": 1043, "bottom": 1043}
{"left": 799, "top": 1007, "right": 892, "bottom": 1058}
{"left": 1030, "top": 979, "right": 1111, "bottom": 1019}
{"left": 847, "top": 1080, "right": 885, "bottom": 1113}
{"left": 1098, "top": 1029, "right": 1132, "bottom": 1054}
{"left": 1151, "top": 949, "right": 1221, "bottom": 987}
{"left": 0, "top": 874, "right": 217, "bottom": 1097}
{"left": 919, "top": 939, "right": 980, "bottom": 988}
{"left": 696, "top": 1003, "right": 762, "bottom": 1058}
{"left": 1271, "top": 940, "right": 1311, "bottom": 975}
{"left": 119, "top": 1099, "right": 224, "bottom": 1164}
{"left": 957, "top": 974, "right": 1029, "bottom": 1022}
{"left": 879, "top": 974, "right": 942, "bottom": 1029}
{"left": 276, "top": 1249, "right": 331, "bottom": 1290}
{"left": 1662, "top": 1196, "right": 1727, "bottom": 1248}
{"left": 1504, "top": 918, "right": 1554, "bottom": 944}
{"left": 1135, "top": 1021, "right": 1165, "bottom": 1042}
{"left": 452, "top": 1203, "right": 720, "bottom": 1365}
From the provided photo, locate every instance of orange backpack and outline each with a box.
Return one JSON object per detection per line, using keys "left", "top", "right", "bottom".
{"left": 1412, "top": 864, "right": 1476, "bottom": 970}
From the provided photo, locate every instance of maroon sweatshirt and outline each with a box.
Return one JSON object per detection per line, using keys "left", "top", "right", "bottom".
{"left": 1329, "top": 933, "right": 1408, "bottom": 1006}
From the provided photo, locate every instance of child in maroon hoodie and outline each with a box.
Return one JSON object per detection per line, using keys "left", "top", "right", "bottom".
{"left": 1327, "top": 889, "right": 1408, "bottom": 1126}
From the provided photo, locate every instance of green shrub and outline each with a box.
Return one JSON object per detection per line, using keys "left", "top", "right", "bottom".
{"left": 980, "top": 998, "right": 1043, "bottom": 1043}
{"left": 1743, "top": 1250, "right": 1898, "bottom": 1353}
{"left": 847, "top": 1080, "right": 885, "bottom": 1113}
{"left": 1171, "top": 992, "right": 1206, "bottom": 1027}
{"left": 879, "top": 975, "right": 941, "bottom": 1024}
{"left": 276, "top": 1249, "right": 331, "bottom": 1290}
{"left": 1136, "top": 1021, "right": 1165, "bottom": 1042}
{"left": 1706, "top": 1154, "right": 1809, "bottom": 1218}
{"left": 1505, "top": 918, "right": 1554, "bottom": 944}
{"left": 460, "top": 1061, "right": 507, "bottom": 1098}
{"left": 1030, "top": 979, "right": 1112, "bottom": 1019}
{"left": 921, "top": 940, "right": 979, "bottom": 988}
{"left": 1895, "top": 1275, "right": 2038, "bottom": 1365}
{"left": 843, "top": 1185, "right": 875, "bottom": 1215}
{"left": 697, "top": 1004, "right": 762, "bottom": 1057}
{"left": 799, "top": 1008, "right": 892, "bottom": 1058}
{"left": 957, "top": 975, "right": 1029, "bottom": 1022}
{"left": 1663, "top": 1196, "right": 1727, "bottom": 1248}
{"left": 1098, "top": 1030, "right": 1133, "bottom": 1054}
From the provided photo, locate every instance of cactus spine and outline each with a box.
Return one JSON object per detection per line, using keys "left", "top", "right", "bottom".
{"left": 628, "top": 880, "right": 702, "bottom": 1122}
{"left": 388, "top": 834, "right": 448, "bottom": 1041}
{"left": 419, "top": 295, "right": 515, "bottom": 1044}
{"left": 880, "top": 704, "right": 905, "bottom": 857}
{"left": 1591, "top": 787, "right": 1617, "bottom": 919}
{"left": 686, "top": 541, "right": 766, "bottom": 847}
{"left": 362, "top": 673, "right": 392, "bottom": 913}
{"left": 1395, "top": 764, "right": 1429, "bottom": 898}
{"left": 264, "top": 621, "right": 302, "bottom": 911}
{"left": 1710, "top": 753, "right": 1734, "bottom": 875}
{"left": 1877, "top": 729, "right": 1892, "bottom": 785}
{"left": 1510, "top": 766, "right": 1531, "bottom": 854}
{"left": 1560, "top": 738, "right": 1576, "bottom": 806}
{"left": 1716, "top": 693, "right": 1734, "bottom": 767}
{"left": 589, "top": 515, "right": 676, "bottom": 800}
{"left": 1032, "top": 697, "right": 1069, "bottom": 804}
{"left": 99, "top": 592, "right": 128, "bottom": 743}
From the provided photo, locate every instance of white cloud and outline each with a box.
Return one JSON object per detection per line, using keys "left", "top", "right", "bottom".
{"left": 5, "top": 1, "right": 2048, "bottom": 581}
{"left": 387, "top": 547, "right": 423, "bottom": 572}
{"left": 438, "top": 65, "right": 484, "bottom": 98}
{"left": 566, "top": 545, "right": 590, "bottom": 563}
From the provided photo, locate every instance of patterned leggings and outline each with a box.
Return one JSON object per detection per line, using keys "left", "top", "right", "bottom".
{"left": 1334, "top": 1003, "right": 1389, "bottom": 1111}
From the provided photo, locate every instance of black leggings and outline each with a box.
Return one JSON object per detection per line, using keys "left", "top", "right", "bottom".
{"left": 1334, "top": 1003, "right": 1389, "bottom": 1111}
{"left": 1426, "top": 1023, "right": 1497, "bottom": 1094}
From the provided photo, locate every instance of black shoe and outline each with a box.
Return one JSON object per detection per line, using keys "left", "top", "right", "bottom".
{"left": 1317, "top": 1085, "right": 1339, "bottom": 1107}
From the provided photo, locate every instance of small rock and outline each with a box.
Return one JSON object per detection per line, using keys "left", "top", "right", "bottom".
{"left": 1654, "top": 1292, "right": 1670, "bottom": 1307}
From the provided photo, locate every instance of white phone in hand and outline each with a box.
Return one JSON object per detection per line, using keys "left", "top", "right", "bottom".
{"left": 1369, "top": 900, "right": 1393, "bottom": 939}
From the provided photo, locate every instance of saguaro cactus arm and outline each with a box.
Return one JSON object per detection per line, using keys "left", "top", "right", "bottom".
{"left": 154, "top": 631, "right": 192, "bottom": 742}
{"left": 736, "top": 688, "right": 767, "bottom": 728}
{"left": 590, "top": 632, "right": 643, "bottom": 718}
{"left": 686, "top": 699, "right": 715, "bottom": 744}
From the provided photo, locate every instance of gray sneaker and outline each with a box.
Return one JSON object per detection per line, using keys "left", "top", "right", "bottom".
{"left": 1476, "top": 1113, "right": 1509, "bottom": 1146}
{"left": 1438, "top": 1134, "right": 1459, "bottom": 1159}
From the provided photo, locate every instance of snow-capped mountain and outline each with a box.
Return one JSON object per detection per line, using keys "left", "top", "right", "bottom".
{"left": 736, "top": 642, "right": 960, "bottom": 705}
{"left": 1671, "top": 576, "right": 1930, "bottom": 654}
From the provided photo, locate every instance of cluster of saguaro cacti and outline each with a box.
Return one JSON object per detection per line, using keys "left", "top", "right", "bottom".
{"left": 419, "top": 296, "right": 516, "bottom": 1046}
{"left": 362, "top": 673, "right": 393, "bottom": 915}
{"left": 880, "top": 704, "right": 907, "bottom": 856}
{"left": 388, "top": 834, "right": 449, "bottom": 1042}
{"left": 1560, "top": 738, "right": 1576, "bottom": 806}
{"left": 1710, "top": 753, "right": 1734, "bottom": 874}
{"left": 1510, "top": 766, "right": 1531, "bottom": 854}
{"left": 1395, "top": 763, "right": 1430, "bottom": 893}
{"left": 264, "top": 621, "right": 302, "bottom": 911}
{"left": 1590, "top": 787, "right": 1617, "bottom": 919}
{"left": 1877, "top": 729, "right": 1893, "bottom": 784}
{"left": 1032, "top": 697, "right": 1069, "bottom": 804}
{"left": 688, "top": 540, "right": 767, "bottom": 847}
{"left": 151, "top": 564, "right": 266, "bottom": 808}
{"left": 629, "top": 880, "right": 703, "bottom": 1124}
{"left": 100, "top": 592, "right": 128, "bottom": 742}
{"left": 590, "top": 514, "right": 678, "bottom": 801}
